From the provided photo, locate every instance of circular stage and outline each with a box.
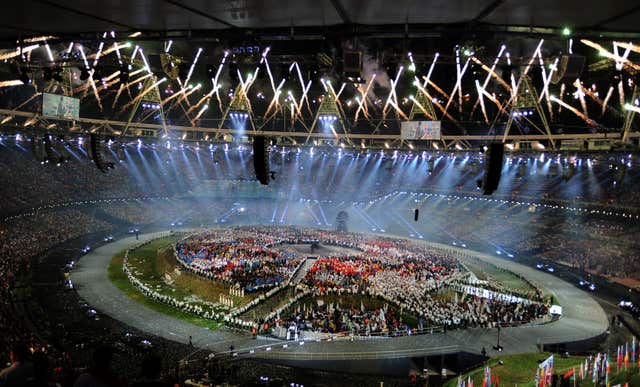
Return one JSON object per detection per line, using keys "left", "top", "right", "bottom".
{"left": 70, "top": 229, "right": 609, "bottom": 361}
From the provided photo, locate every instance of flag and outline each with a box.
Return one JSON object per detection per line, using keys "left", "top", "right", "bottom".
{"left": 468, "top": 375, "right": 473, "bottom": 387}
{"left": 617, "top": 346, "right": 622, "bottom": 371}
{"left": 624, "top": 342, "right": 630, "bottom": 370}
{"left": 632, "top": 336, "right": 636, "bottom": 364}
{"left": 482, "top": 366, "right": 490, "bottom": 387}
{"left": 605, "top": 355, "right": 610, "bottom": 387}
{"left": 563, "top": 368, "right": 575, "bottom": 379}
{"left": 537, "top": 355, "right": 553, "bottom": 387}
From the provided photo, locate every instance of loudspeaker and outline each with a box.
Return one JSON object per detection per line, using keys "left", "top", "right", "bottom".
{"left": 90, "top": 133, "right": 114, "bottom": 172}
{"left": 90, "top": 133, "right": 102, "bottom": 165}
{"left": 551, "top": 55, "right": 585, "bottom": 84}
{"left": 482, "top": 143, "right": 504, "bottom": 195}
{"left": 30, "top": 136, "right": 45, "bottom": 163}
{"left": 43, "top": 135, "right": 55, "bottom": 162}
{"left": 252, "top": 136, "right": 270, "bottom": 185}
{"left": 343, "top": 51, "right": 362, "bottom": 78}
{"left": 414, "top": 208, "right": 419, "bottom": 222}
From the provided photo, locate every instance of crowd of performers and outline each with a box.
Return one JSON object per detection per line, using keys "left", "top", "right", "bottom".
{"left": 175, "top": 227, "right": 550, "bottom": 336}
{"left": 175, "top": 227, "right": 304, "bottom": 292}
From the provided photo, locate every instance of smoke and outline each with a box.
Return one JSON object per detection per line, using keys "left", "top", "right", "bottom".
{"left": 359, "top": 53, "right": 391, "bottom": 103}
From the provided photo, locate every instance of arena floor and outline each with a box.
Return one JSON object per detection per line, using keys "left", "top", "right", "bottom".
{"left": 70, "top": 231, "right": 609, "bottom": 361}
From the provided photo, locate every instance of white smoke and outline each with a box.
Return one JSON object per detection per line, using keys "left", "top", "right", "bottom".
{"left": 361, "top": 54, "right": 391, "bottom": 100}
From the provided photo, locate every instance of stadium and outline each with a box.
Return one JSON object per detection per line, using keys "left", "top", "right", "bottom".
{"left": 0, "top": 1, "right": 640, "bottom": 386}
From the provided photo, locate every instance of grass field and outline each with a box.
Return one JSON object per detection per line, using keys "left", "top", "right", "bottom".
{"left": 444, "top": 353, "right": 584, "bottom": 387}
{"left": 275, "top": 293, "right": 420, "bottom": 328}
{"left": 152, "top": 241, "right": 258, "bottom": 307}
{"left": 461, "top": 256, "right": 538, "bottom": 296}
{"left": 237, "top": 287, "right": 296, "bottom": 321}
{"left": 108, "top": 236, "right": 223, "bottom": 330}
{"left": 444, "top": 352, "right": 640, "bottom": 387}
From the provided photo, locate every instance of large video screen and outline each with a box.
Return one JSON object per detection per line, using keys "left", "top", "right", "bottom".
{"left": 42, "top": 93, "right": 80, "bottom": 120}
{"left": 400, "top": 120, "right": 441, "bottom": 140}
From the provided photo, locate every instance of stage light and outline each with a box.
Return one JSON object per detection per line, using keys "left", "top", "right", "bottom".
{"left": 562, "top": 27, "right": 571, "bottom": 36}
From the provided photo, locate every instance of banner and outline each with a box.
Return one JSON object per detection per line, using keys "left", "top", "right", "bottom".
{"left": 401, "top": 121, "right": 441, "bottom": 140}
{"left": 42, "top": 93, "right": 80, "bottom": 120}
{"left": 549, "top": 305, "right": 563, "bottom": 316}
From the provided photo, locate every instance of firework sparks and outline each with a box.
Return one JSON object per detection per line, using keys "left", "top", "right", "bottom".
{"left": 551, "top": 95, "right": 597, "bottom": 126}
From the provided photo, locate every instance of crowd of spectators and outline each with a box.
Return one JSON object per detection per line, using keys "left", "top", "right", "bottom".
{"left": 1, "top": 141, "right": 640, "bottom": 219}
{"left": 0, "top": 138, "right": 638, "bottom": 384}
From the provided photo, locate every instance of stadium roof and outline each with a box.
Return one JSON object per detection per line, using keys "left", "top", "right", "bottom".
{"left": 2, "top": 0, "right": 640, "bottom": 40}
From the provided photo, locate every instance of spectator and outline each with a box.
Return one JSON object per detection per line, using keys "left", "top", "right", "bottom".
{"left": 73, "top": 346, "right": 125, "bottom": 387}
{"left": 0, "top": 343, "right": 35, "bottom": 387}
{"left": 131, "top": 354, "right": 170, "bottom": 387}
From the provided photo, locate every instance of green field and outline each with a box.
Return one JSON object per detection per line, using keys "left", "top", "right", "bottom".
{"left": 444, "top": 352, "right": 640, "bottom": 387}
{"left": 237, "top": 287, "right": 296, "bottom": 321}
{"left": 461, "top": 256, "right": 539, "bottom": 297}
{"left": 274, "top": 293, "right": 420, "bottom": 329}
{"left": 108, "top": 236, "right": 223, "bottom": 330}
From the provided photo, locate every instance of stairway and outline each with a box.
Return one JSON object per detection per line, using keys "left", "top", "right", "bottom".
{"left": 291, "top": 258, "right": 317, "bottom": 284}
